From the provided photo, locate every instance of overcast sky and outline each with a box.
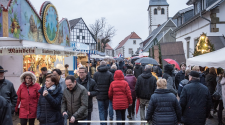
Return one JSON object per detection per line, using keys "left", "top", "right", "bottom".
{"left": 30, "top": 0, "right": 189, "bottom": 48}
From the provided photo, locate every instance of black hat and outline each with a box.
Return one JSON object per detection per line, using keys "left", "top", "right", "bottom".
{"left": 0, "top": 66, "right": 8, "bottom": 73}
{"left": 189, "top": 71, "right": 200, "bottom": 77}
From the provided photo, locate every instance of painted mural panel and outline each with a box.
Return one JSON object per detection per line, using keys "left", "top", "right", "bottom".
{"left": 20, "top": 0, "right": 46, "bottom": 43}
{"left": 55, "top": 19, "right": 70, "bottom": 47}
{"left": 0, "top": 8, "right": 3, "bottom": 37}
{"left": 43, "top": 4, "right": 58, "bottom": 43}
{"left": 8, "top": 0, "right": 21, "bottom": 39}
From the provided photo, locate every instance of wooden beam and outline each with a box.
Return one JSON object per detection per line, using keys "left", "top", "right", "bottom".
{"left": 2, "top": 10, "right": 8, "bottom": 37}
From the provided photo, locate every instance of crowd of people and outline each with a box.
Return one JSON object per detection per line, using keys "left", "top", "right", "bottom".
{"left": 0, "top": 58, "right": 225, "bottom": 125}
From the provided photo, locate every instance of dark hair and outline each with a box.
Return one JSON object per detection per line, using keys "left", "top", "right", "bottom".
{"left": 41, "top": 67, "right": 47, "bottom": 71}
{"left": 126, "top": 69, "right": 133, "bottom": 75}
{"left": 65, "top": 64, "right": 69, "bottom": 68}
{"left": 209, "top": 67, "right": 216, "bottom": 74}
{"left": 52, "top": 69, "right": 62, "bottom": 75}
{"left": 180, "top": 62, "right": 186, "bottom": 68}
{"left": 79, "top": 67, "right": 88, "bottom": 73}
{"left": 46, "top": 74, "right": 59, "bottom": 85}
{"left": 65, "top": 75, "right": 76, "bottom": 83}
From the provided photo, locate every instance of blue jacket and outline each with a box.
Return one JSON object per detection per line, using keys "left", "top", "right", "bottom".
{"left": 37, "top": 85, "right": 63, "bottom": 125}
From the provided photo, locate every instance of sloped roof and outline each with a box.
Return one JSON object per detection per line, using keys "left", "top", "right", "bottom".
{"left": 149, "top": 0, "right": 169, "bottom": 6}
{"left": 105, "top": 43, "right": 113, "bottom": 50}
{"left": 115, "top": 32, "right": 141, "bottom": 50}
{"left": 173, "top": 6, "right": 194, "bottom": 19}
{"left": 69, "top": 18, "right": 82, "bottom": 29}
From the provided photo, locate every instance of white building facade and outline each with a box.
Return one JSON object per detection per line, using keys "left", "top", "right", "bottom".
{"left": 174, "top": 0, "right": 225, "bottom": 59}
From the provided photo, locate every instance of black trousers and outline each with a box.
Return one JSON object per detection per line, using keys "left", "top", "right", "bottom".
{"left": 20, "top": 118, "right": 35, "bottom": 125}
{"left": 218, "top": 100, "right": 224, "bottom": 123}
{"left": 128, "top": 99, "right": 136, "bottom": 117}
{"left": 115, "top": 109, "right": 126, "bottom": 125}
{"left": 87, "top": 111, "right": 92, "bottom": 125}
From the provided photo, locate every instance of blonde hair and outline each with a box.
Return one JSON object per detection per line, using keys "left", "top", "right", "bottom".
{"left": 157, "top": 79, "right": 167, "bottom": 89}
{"left": 111, "top": 65, "right": 117, "bottom": 70}
{"left": 192, "top": 66, "right": 200, "bottom": 71}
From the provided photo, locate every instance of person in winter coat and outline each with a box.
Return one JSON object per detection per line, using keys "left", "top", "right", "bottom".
{"left": 192, "top": 66, "right": 206, "bottom": 85}
{"left": 124, "top": 69, "right": 137, "bottom": 119}
{"left": 65, "top": 64, "right": 69, "bottom": 78}
{"left": 15, "top": 71, "right": 40, "bottom": 125}
{"left": 37, "top": 74, "right": 63, "bottom": 125}
{"left": 0, "top": 95, "right": 13, "bottom": 125}
{"left": 93, "top": 61, "right": 113, "bottom": 124}
{"left": 180, "top": 71, "right": 212, "bottom": 125}
{"left": 0, "top": 65, "right": 17, "bottom": 114}
{"left": 134, "top": 63, "right": 142, "bottom": 78}
{"left": 118, "top": 61, "right": 124, "bottom": 72}
{"left": 108, "top": 70, "right": 133, "bottom": 125}
{"left": 76, "top": 67, "right": 99, "bottom": 125}
{"left": 52, "top": 69, "right": 67, "bottom": 92}
{"left": 111, "top": 60, "right": 118, "bottom": 69}
{"left": 146, "top": 79, "right": 181, "bottom": 125}
{"left": 108, "top": 65, "right": 117, "bottom": 120}
{"left": 220, "top": 72, "right": 225, "bottom": 117}
{"left": 39, "top": 67, "right": 48, "bottom": 87}
{"left": 135, "top": 65, "right": 157, "bottom": 123}
{"left": 215, "top": 69, "right": 224, "bottom": 125}
{"left": 206, "top": 67, "right": 218, "bottom": 117}
{"left": 178, "top": 69, "right": 191, "bottom": 97}
{"left": 62, "top": 75, "right": 88, "bottom": 125}
{"left": 162, "top": 64, "right": 177, "bottom": 95}
{"left": 175, "top": 62, "right": 186, "bottom": 90}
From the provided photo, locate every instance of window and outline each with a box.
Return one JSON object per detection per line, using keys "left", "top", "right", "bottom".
{"left": 82, "top": 36, "right": 85, "bottom": 40}
{"left": 161, "top": 8, "right": 165, "bottom": 14}
{"left": 129, "top": 48, "right": 133, "bottom": 54}
{"left": 77, "top": 36, "right": 80, "bottom": 39}
{"left": 79, "top": 29, "right": 82, "bottom": 33}
{"left": 154, "top": 8, "right": 157, "bottom": 15}
{"left": 133, "top": 40, "right": 136, "bottom": 44}
{"left": 194, "top": 1, "right": 201, "bottom": 15}
{"left": 187, "top": 41, "right": 190, "bottom": 58}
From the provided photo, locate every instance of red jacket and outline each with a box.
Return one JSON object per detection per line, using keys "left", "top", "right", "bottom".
{"left": 108, "top": 70, "right": 132, "bottom": 110}
{"left": 15, "top": 82, "right": 40, "bottom": 119}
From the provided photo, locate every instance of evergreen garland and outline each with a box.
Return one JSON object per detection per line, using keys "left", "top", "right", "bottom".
{"left": 193, "top": 33, "right": 215, "bottom": 57}
{"left": 152, "top": 46, "right": 154, "bottom": 59}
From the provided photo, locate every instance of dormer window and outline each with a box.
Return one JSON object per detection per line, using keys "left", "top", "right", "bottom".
{"left": 154, "top": 8, "right": 157, "bottom": 15}
{"left": 161, "top": 8, "right": 165, "bottom": 14}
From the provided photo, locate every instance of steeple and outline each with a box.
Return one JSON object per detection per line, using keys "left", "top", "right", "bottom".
{"left": 149, "top": 0, "right": 169, "bottom": 6}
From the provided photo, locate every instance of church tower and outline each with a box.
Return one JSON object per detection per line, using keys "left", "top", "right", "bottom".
{"left": 148, "top": 0, "right": 169, "bottom": 34}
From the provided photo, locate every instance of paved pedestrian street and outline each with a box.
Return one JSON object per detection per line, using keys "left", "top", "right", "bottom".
{"left": 12, "top": 97, "right": 223, "bottom": 125}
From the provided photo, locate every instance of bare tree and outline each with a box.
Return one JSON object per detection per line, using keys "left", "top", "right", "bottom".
{"left": 89, "top": 18, "right": 116, "bottom": 52}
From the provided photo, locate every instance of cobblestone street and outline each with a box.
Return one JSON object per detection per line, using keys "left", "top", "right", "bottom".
{"left": 13, "top": 97, "right": 221, "bottom": 125}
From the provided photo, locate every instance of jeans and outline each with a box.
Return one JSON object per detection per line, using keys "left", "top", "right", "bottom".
{"left": 97, "top": 99, "right": 109, "bottom": 125}
{"left": 109, "top": 100, "right": 114, "bottom": 120}
{"left": 115, "top": 109, "right": 126, "bottom": 125}
{"left": 128, "top": 98, "right": 136, "bottom": 117}
{"left": 140, "top": 99, "right": 149, "bottom": 123}
{"left": 20, "top": 118, "right": 35, "bottom": 125}
{"left": 218, "top": 100, "right": 224, "bottom": 123}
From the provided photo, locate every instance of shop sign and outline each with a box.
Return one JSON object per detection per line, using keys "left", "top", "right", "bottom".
{"left": 8, "top": 48, "right": 35, "bottom": 54}
{"left": 54, "top": 50, "right": 62, "bottom": 55}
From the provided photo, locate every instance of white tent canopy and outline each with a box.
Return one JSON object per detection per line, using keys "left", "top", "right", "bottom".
{"left": 187, "top": 47, "right": 225, "bottom": 69}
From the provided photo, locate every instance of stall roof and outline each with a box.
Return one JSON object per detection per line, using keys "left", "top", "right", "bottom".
{"left": 187, "top": 47, "right": 225, "bottom": 69}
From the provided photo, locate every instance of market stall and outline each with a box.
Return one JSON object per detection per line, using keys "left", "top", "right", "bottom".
{"left": 186, "top": 47, "right": 225, "bottom": 69}
{"left": 0, "top": 1, "right": 74, "bottom": 90}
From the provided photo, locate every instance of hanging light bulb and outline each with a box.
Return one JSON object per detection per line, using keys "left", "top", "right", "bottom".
{"left": 201, "top": 36, "right": 205, "bottom": 40}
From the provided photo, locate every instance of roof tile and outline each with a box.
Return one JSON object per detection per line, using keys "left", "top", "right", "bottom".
{"left": 116, "top": 32, "right": 141, "bottom": 50}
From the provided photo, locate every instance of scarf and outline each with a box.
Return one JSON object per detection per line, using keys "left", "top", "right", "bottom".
{"left": 47, "top": 85, "right": 56, "bottom": 91}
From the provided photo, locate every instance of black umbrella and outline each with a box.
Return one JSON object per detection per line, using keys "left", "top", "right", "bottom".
{"left": 63, "top": 114, "right": 68, "bottom": 125}
{"left": 115, "top": 57, "right": 124, "bottom": 61}
{"left": 131, "top": 57, "right": 140, "bottom": 64}
{"left": 135, "top": 57, "right": 158, "bottom": 65}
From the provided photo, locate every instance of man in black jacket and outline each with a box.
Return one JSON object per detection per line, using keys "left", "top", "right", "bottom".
{"left": 0, "top": 96, "right": 13, "bottom": 125}
{"left": 0, "top": 66, "right": 17, "bottom": 114}
{"left": 175, "top": 63, "right": 186, "bottom": 90}
{"left": 134, "top": 63, "right": 142, "bottom": 78}
{"left": 93, "top": 61, "right": 113, "bottom": 125}
{"left": 77, "top": 67, "right": 99, "bottom": 125}
{"left": 135, "top": 65, "right": 157, "bottom": 124}
{"left": 179, "top": 71, "right": 212, "bottom": 125}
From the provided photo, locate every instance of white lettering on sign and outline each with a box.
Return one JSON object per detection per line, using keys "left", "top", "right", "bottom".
{"left": 42, "top": 50, "right": 54, "bottom": 54}
{"left": 8, "top": 49, "right": 35, "bottom": 53}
